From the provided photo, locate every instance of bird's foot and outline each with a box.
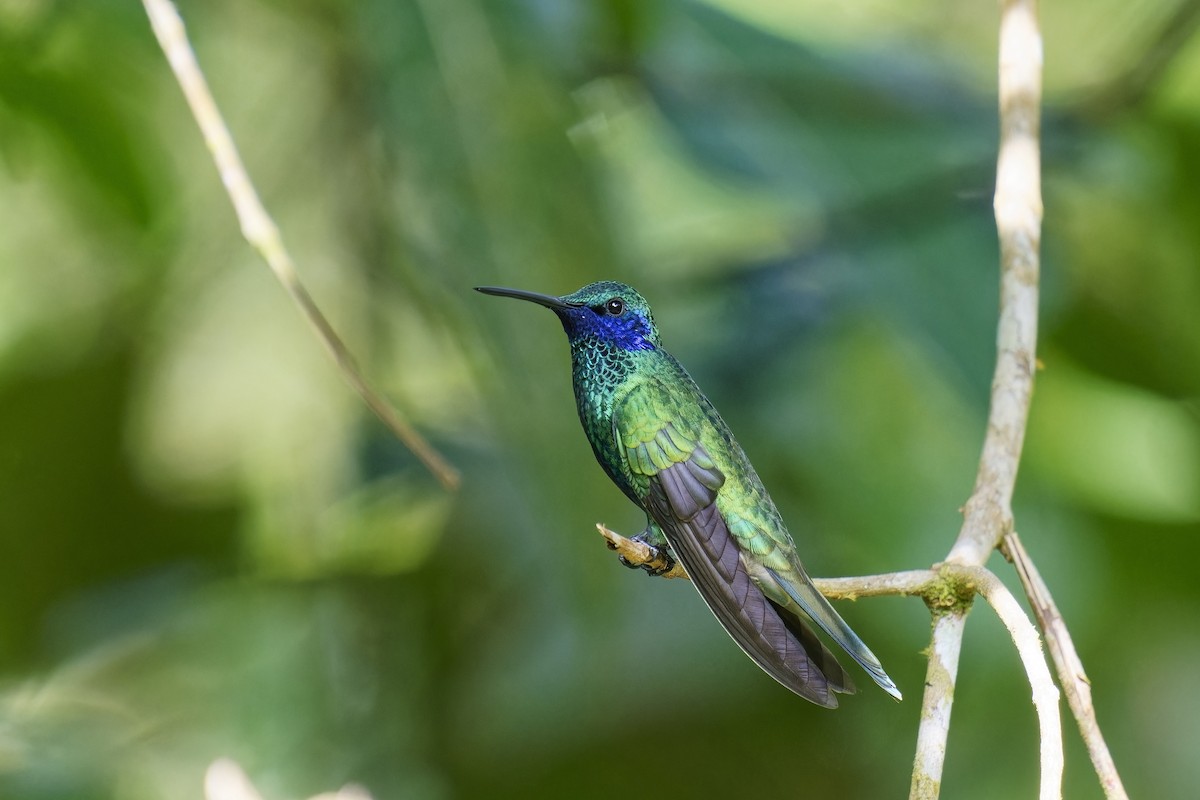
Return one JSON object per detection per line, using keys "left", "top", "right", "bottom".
{"left": 598, "top": 523, "right": 687, "bottom": 579}
{"left": 619, "top": 548, "right": 677, "bottom": 577}
{"left": 621, "top": 530, "right": 677, "bottom": 576}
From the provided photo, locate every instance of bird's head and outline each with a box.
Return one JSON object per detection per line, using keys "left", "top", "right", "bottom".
{"left": 476, "top": 280, "right": 661, "bottom": 351}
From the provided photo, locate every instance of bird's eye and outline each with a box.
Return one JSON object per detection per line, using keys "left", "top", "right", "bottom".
{"left": 604, "top": 298, "right": 624, "bottom": 315}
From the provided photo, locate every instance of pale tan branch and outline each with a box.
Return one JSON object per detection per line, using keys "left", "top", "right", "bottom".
{"left": 945, "top": 565, "right": 1063, "bottom": 800}
{"left": 812, "top": 570, "right": 940, "bottom": 600}
{"left": 914, "top": 0, "right": 1046, "bottom": 795}
{"left": 910, "top": 610, "right": 967, "bottom": 800}
{"left": 946, "top": 0, "right": 1043, "bottom": 569}
{"left": 599, "top": 525, "right": 941, "bottom": 597}
{"left": 1004, "top": 533, "right": 1130, "bottom": 800}
{"left": 142, "top": 0, "right": 459, "bottom": 490}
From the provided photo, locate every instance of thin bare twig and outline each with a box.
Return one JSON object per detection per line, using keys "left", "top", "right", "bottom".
{"left": 1003, "top": 533, "right": 1130, "bottom": 800}
{"left": 142, "top": 0, "right": 459, "bottom": 490}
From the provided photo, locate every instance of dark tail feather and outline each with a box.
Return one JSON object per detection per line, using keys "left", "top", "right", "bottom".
{"left": 768, "top": 567, "right": 903, "bottom": 701}
{"left": 771, "top": 599, "right": 856, "bottom": 695}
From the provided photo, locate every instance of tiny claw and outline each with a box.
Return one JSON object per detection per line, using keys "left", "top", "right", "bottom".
{"left": 643, "top": 553, "right": 676, "bottom": 577}
{"left": 620, "top": 543, "right": 675, "bottom": 577}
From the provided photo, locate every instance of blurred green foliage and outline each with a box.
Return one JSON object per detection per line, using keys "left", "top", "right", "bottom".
{"left": 1, "top": 0, "right": 1198, "bottom": 798}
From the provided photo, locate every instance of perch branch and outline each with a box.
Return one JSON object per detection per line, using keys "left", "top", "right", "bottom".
{"left": 599, "top": 522, "right": 939, "bottom": 597}
{"left": 811, "top": 570, "right": 940, "bottom": 600}
{"left": 1003, "top": 533, "right": 1130, "bottom": 800}
{"left": 142, "top": 0, "right": 459, "bottom": 490}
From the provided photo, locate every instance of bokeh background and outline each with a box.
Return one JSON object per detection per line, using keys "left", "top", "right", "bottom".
{"left": 2, "top": 0, "right": 1198, "bottom": 797}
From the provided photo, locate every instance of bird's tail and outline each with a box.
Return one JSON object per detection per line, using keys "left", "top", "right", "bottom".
{"left": 771, "top": 599, "right": 856, "bottom": 695}
{"left": 768, "top": 567, "right": 903, "bottom": 701}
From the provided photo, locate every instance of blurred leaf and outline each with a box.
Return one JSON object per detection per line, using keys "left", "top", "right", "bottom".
{"left": 275, "top": 476, "right": 452, "bottom": 579}
{"left": 0, "top": 9, "right": 161, "bottom": 230}
{"left": 645, "top": 2, "right": 995, "bottom": 201}
{"left": 1028, "top": 355, "right": 1200, "bottom": 521}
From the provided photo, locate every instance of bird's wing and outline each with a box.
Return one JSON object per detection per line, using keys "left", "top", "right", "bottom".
{"left": 614, "top": 377, "right": 847, "bottom": 706}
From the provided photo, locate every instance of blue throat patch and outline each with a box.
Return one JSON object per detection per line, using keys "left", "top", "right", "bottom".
{"left": 561, "top": 307, "right": 656, "bottom": 351}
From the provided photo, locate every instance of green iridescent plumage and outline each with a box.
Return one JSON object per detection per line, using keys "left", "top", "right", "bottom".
{"left": 478, "top": 281, "right": 901, "bottom": 707}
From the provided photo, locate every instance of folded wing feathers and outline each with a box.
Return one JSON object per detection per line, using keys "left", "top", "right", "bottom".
{"left": 614, "top": 380, "right": 871, "bottom": 707}
{"left": 648, "top": 464, "right": 837, "bottom": 707}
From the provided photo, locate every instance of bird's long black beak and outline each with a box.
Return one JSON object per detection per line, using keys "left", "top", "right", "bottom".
{"left": 475, "top": 286, "right": 577, "bottom": 310}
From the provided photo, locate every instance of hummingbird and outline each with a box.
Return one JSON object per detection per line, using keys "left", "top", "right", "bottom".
{"left": 477, "top": 280, "right": 901, "bottom": 707}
